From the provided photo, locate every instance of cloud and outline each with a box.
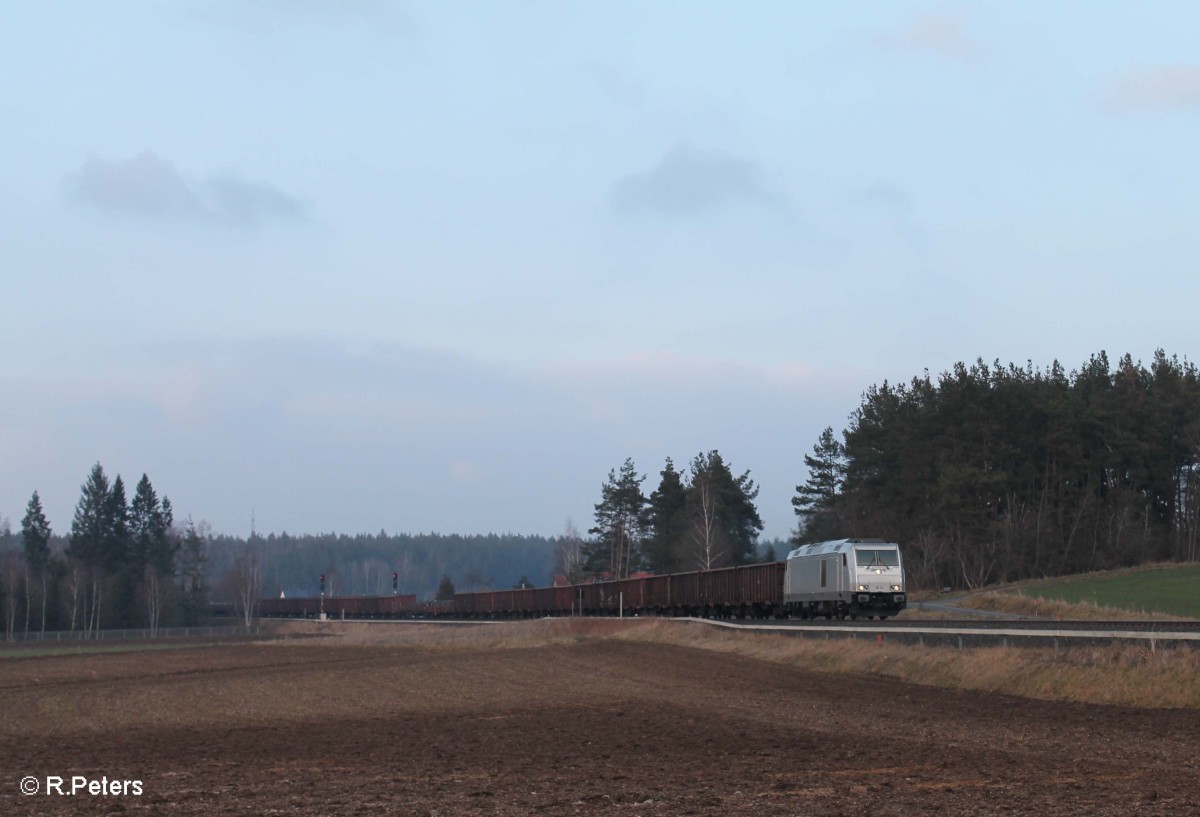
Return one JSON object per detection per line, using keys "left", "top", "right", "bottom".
{"left": 2, "top": 337, "right": 852, "bottom": 541}
{"left": 855, "top": 182, "right": 911, "bottom": 211}
{"left": 538, "top": 352, "right": 821, "bottom": 392}
{"left": 878, "top": 13, "right": 980, "bottom": 62}
{"left": 64, "top": 150, "right": 306, "bottom": 228}
{"left": 851, "top": 182, "right": 926, "bottom": 245}
{"left": 1102, "top": 66, "right": 1200, "bottom": 113}
{"left": 611, "top": 143, "right": 786, "bottom": 216}
{"left": 449, "top": 460, "right": 484, "bottom": 483}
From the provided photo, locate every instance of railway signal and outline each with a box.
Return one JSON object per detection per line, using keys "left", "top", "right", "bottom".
{"left": 392, "top": 572, "right": 398, "bottom": 595}
{"left": 319, "top": 574, "right": 326, "bottom": 596}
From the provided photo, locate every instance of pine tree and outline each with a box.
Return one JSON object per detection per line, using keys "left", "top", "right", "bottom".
{"left": 585, "top": 458, "right": 648, "bottom": 579}
{"left": 680, "top": 451, "right": 763, "bottom": 569}
{"left": 436, "top": 574, "right": 456, "bottom": 601}
{"left": 792, "top": 426, "right": 847, "bottom": 543}
{"left": 644, "top": 458, "right": 687, "bottom": 574}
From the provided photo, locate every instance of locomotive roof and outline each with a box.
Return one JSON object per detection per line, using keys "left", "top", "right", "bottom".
{"left": 785, "top": 538, "right": 898, "bottom": 559}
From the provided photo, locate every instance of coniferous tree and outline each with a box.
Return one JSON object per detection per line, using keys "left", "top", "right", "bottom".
{"left": 105, "top": 475, "right": 134, "bottom": 626}
{"left": 131, "top": 475, "right": 176, "bottom": 631}
{"left": 435, "top": 574, "right": 456, "bottom": 601}
{"left": 680, "top": 451, "right": 763, "bottom": 569}
{"left": 20, "top": 491, "right": 52, "bottom": 633}
{"left": 104, "top": 475, "right": 130, "bottom": 574}
{"left": 68, "top": 463, "right": 111, "bottom": 634}
{"left": 585, "top": 458, "right": 648, "bottom": 579}
{"left": 20, "top": 492, "right": 51, "bottom": 576}
{"left": 791, "top": 426, "right": 847, "bottom": 543}
{"left": 644, "top": 458, "right": 687, "bottom": 574}
{"left": 827, "top": 350, "right": 1200, "bottom": 590}
{"left": 68, "top": 463, "right": 110, "bottom": 568}
{"left": 178, "top": 518, "right": 208, "bottom": 626}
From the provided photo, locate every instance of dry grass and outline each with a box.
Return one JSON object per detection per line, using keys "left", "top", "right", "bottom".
{"left": 614, "top": 620, "right": 1200, "bottom": 709}
{"left": 266, "top": 617, "right": 636, "bottom": 650}
{"left": 962, "top": 591, "right": 1190, "bottom": 621}
{"left": 263, "top": 618, "right": 1200, "bottom": 710}
{"left": 888, "top": 606, "right": 967, "bottom": 620}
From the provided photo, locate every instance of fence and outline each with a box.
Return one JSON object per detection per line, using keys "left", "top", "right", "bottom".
{"left": 2, "top": 625, "right": 260, "bottom": 644}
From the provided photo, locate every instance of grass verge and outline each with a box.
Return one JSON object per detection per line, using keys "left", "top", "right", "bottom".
{"left": 267, "top": 618, "right": 1200, "bottom": 710}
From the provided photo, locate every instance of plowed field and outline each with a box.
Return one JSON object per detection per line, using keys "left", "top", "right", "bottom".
{"left": 2, "top": 624, "right": 1198, "bottom": 815}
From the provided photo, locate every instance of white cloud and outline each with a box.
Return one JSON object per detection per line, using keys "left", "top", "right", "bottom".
{"left": 1103, "top": 66, "right": 1200, "bottom": 113}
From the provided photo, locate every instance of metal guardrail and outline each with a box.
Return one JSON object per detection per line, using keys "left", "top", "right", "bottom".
{"left": 2, "top": 625, "right": 260, "bottom": 644}
{"left": 689, "top": 618, "right": 1200, "bottom": 648}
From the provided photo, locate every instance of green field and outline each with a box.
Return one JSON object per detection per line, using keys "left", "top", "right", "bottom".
{"left": 1016, "top": 564, "right": 1200, "bottom": 619}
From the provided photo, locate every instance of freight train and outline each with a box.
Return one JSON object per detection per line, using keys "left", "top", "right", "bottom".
{"left": 258, "top": 539, "right": 906, "bottom": 622}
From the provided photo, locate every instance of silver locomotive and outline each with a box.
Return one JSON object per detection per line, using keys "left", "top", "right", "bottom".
{"left": 784, "top": 538, "right": 906, "bottom": 620}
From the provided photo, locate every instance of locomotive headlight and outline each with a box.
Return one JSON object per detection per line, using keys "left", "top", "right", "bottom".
{"left": 891, "top": 584, "right": 901, "bottom": 591}
{"left": 857, "top": 584, "right": 868, "bottom": 591}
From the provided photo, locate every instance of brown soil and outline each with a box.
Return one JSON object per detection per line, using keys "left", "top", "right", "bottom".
{"left": 2, "top": 624, "right": 1198, "bottom": 816}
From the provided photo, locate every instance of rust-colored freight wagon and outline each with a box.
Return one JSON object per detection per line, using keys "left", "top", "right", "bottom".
{"left": 737, "top": 561, "right": 785, "bottom": 606}
{"left": 647, "top": 562, "right": 785, "bottom": 617}
{"left": 261, "top": 560, "right": 794, "bottom": 621}
{"left": 262, "top": 594, "right": 419, "bottom": 619}
{"left": 259, "top": 597, "right": 315, "bottom": 617}
{"left": 377, "top": 594, "right": 419, "bottom": 616}
{"left": 669, "top": 571, "right": 701, "bottom": 611}
{"left": 324, "top": 596, "right": 376, "bottom": 618}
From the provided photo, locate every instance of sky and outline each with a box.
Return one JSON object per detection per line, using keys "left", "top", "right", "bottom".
{"left": 2, "top": 1, "right": 1198, "bottom": 542}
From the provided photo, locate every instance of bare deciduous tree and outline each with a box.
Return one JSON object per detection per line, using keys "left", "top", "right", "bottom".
{"left": 686, "top": 478, "right": 728, "bottom": 571}
{"left": 555, "top": 519, "right": 585, "bottom": 585}
{"left": 228, "top": 546, "right": 262, "bottom": 628}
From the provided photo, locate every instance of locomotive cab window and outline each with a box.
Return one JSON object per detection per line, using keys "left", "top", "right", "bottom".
{"left": 855, "top": 549, "right": 900, "bottom": 567}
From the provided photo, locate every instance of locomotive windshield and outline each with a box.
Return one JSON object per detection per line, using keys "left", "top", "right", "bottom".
{"left": 855, "top": 549, "right": 900, "bottom": 567}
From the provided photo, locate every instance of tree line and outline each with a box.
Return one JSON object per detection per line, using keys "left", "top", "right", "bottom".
{"left": 0, "top": 463, "right": 208, "bottom": 639}
{"left": 570, "top": 451, "right": 767, "bottom": 581}
{"left": 218, "top": 530, "right": 559, "bottom": 601}
{"left": 793, "top": 350, "right": 1200, "bottom": 589}
{"left": 8, "top": 348, "right": 1191, "bottom": 633}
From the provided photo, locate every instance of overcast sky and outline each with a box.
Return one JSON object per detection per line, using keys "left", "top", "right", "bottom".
{"left": 3, "top": 2, "right": 1198, "bottom": 541}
